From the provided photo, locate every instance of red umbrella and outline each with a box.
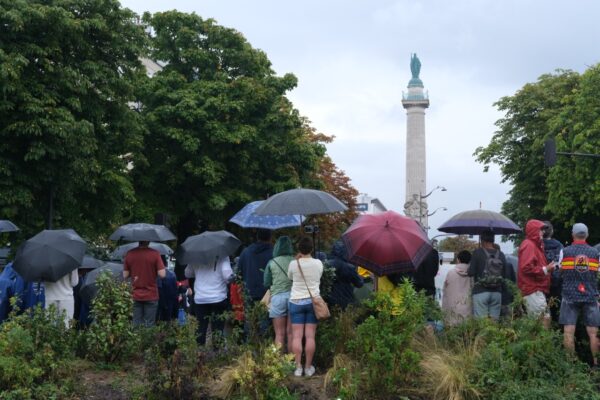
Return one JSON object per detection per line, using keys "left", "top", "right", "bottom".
{"left": 342, "top": 211, "right": 433, "bottom": 276}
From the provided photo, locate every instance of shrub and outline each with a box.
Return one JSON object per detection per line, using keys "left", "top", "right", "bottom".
{"left": 314, "top": 304, "right": 363, "bottom": 369}
{"left": 143, "top": 318, "right": 208, "bottom": 399}
{"left": 348, "top": 281, "right": 426, "bottom": 398}
{"left": 324, "top": 353, "right": 359, "bottom": 400}
{"left": 214, "top": 343, "right": 295, "bottom": 400}
{"left": 85, "top": 271, "right": 136, "bottom": 363}
{"left": 0, "top": 305, "right": 75, "bottom": 399}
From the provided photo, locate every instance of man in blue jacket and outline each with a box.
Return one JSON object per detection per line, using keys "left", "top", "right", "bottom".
{"left": 238, "top": 229, "right": 273, "bottom": 303}
{"left": 325, "top": 240, "right": 363, "bottom": 309}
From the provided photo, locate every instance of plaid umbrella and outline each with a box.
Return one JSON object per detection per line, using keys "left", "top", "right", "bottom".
{"left": 342, "top": 211, "right": 433, "bottom": 276}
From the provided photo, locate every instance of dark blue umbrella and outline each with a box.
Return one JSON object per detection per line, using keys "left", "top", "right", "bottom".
{"left": 0, "top": 220, "right": 19, "bottom": 233}
{"left": 177, "top": 231, "right": 240, "bottom": 265}
{"left": 253, "top": 188, "right": 347, "bottom": 216}
{"left": 229, "top": 200, "right": 303, "bottom": 230}
{"left": 438, "top": 209, "right": 521, "bottom": 235}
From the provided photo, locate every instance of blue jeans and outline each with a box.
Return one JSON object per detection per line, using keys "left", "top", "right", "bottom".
{"left": 289, "top": 300, "right": 317, "bottom": 324}
{"left": 472, "top": 292, "right": 501, "bottom": 320}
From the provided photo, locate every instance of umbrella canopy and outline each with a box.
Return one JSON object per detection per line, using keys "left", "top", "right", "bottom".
{"left": 0, "top": 220, "right": 19, "bottom": 233}
{"left": 81, "top": 255, "right": 104, "bottom": 269}
{"left": 79, "top": 262, "right": 124, "bottom": 304}
{"left": 438, "top": 209, "right": 521, "bottom": 235}
{"left": 253, "top": 188, "right": 347, "bottom": 216}
{"left": 342, "top": 211, "right": 433, "bottom": 276}
{"left": 109, "top": 223, "right": 176, "bottom": 242}
{"left": 178, "top": 230, "right": 241, "bottom": 265}
{"left": 13, "top": 229, "right": 87, "bottom": 282}
{"left": 229, "top": 200, "right": 303, "bottom": 229}
{"left": 110, "top": 242, "right": 174, "bottom": 260}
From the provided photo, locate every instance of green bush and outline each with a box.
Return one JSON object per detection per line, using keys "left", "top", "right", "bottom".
{"left": 85, "top": 272, "right": 136, "bottom": 364}
{"left": 143, "top": 318, "right": 207, "bottom": 399}
{"left": 348, "top": 281, "right": 426, "bottom": 398}
{"left": 0, "top": 305, "right": 75, "bottom": 399}
{"left": 214, "top": 343, "right": 295, "bottom": 400}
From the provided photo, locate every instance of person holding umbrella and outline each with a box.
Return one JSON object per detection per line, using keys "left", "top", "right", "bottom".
{"left": 468, "top": 229, "right": 508, "bottom": 321}
{"left": 123, "top": 241, "right": 166, "bottom": 327}
{"left": 287, "top": 236, "right": 323, "bottom": 377}
{"left": 184, "top": 255, "right": 234, "bottom": 346}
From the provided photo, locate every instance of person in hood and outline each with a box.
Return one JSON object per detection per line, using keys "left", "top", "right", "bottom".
{"left": 559, "top": 223, "right": 600, "bottom": 367}
{"left": 324, "top": 240, "right": 363, "bottom": 310}
{"left": 442, "top": 250, "right": 473, "bottom": 326}
{"left": 263, "top": 236, "right": 295, "bottom": 350}
{"left": 238, "top": 229, "right": 273, "bottom": 303}
{"left": 518, "top": 219, "right": 556, "bottom": 329}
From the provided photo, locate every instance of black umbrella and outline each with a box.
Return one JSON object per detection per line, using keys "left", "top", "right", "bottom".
{"left": 110, "top": 242, "right": 174, "bottom": 260}
{"left": 253, "top": 188, "right": 348, "bottom": 216}
{"left": 109, "top": 223, "right": 176, "bottom": 242}
{"left": 81, "top": 255, "right": 104, "bottom": 269}
{"left": 13, "top": 229, "right": 87, "bottom": 282}
{"left": 177, "top": 230, "right": 241, "bottom": 265}
{"left": 79, "top": 262, "right": 124, "bottom": 304}
{"left": 0, "top": 220, "right": 19, "bottom": 233}
{"left": 438, "top": 209, "right": 521, "bottom": 235}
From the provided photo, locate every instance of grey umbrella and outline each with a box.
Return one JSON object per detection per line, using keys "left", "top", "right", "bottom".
{"left": 253, "top": 188, "right": 348, "bottom": 216}
{"left": 81, "top": 255, "right": 104, "bottom": 269}
{"left": 177, "top": 230, "right": 241, "bottom": 265}
{"left": 13, "top": 229, "right": 87, "bottom": 282}
{"left": 79, "top": 262, "right": 124, "bottom": 304}
{"left": 0, "top": 220, "right": 19, "bottom": 233}
{"left": 109, "top": 223, "right": 176, "bottom": 242}
{"left": 110, "top": 241, "right": 174, "bottom": 260}
{"left": 438, "top": 209, "right": 521, "bottom": 235}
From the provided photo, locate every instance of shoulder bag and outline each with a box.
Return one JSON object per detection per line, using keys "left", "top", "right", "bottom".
{"left": 296, "top": 259, "right": 330, "bottom": 321}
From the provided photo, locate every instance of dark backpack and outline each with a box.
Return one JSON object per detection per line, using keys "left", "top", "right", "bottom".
{"left": 479, "top": 250, "right": 504, "bottom": 289}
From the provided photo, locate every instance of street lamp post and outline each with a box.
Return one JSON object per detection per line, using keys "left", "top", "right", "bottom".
{"left": 418, "top": 186, "right": 447, "bottom": 226}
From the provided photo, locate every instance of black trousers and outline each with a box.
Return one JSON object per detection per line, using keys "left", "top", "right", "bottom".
{"left": 193, "top": 299, "right": 228, "bottom": 346}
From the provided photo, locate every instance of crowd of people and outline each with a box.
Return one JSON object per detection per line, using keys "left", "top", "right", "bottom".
{"left": 441, "top": 220, "right": 600, "bottom": 368}
{"left": 1, "top": 219, "right": 599, "bottom": 374}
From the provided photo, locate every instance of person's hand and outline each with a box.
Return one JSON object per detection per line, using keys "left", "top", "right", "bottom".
{"left": 186, "top": 288, "right": 192, "bottom": 296}
{"left": 546, "top": 261, "right": 556, "bottom": 273}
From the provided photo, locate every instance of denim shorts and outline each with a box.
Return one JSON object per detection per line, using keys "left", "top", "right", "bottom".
{"left": 269, "top": 291, "right": 290, "bottom": 318}
{"left": 288, "top": 299, "right": 317, "bottom": 324}
{"left": 559, "top": 300, "right": 600, "bottom": 327}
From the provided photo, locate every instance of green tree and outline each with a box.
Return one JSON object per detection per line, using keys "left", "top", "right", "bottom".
{"left": 474, "top": 69, "right": 585, "bottom": 242}
{"left": 0, "top": 0, "right": 146, "bottom": 238}
{"left": 437, "top": 235, "right": 478, "bottom": 254}
{"left": 134, "top": 11, "right": 326, "bottom": 238}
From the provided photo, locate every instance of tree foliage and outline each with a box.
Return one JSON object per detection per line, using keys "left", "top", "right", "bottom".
{"left": 437, "top": 235, "right": 478, "bottom": 254}
{"left": 0, "top": 0, "right": 147, "bottom": 238}
{"left": 133, "top": 11, "right": 327, "bottom": 238}
{"left": 474, "top": 68, "right": 600, "bottom": 243}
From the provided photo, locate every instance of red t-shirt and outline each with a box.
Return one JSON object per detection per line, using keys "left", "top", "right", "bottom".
{"left": 124, "top": 247, "right": 165, "bottom": 301}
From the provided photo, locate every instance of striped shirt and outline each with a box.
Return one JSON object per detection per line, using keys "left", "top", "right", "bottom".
{"left": 560, "top": 241, "right": 599, "bottom": 303}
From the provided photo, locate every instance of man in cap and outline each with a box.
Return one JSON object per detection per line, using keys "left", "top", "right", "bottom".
{"left": 559, "top": 223, "right": 600, "bottom": 367}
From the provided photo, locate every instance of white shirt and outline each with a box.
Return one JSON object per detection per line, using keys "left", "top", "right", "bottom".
{"left": 185, "top": 257, "right": 233, "bottom": 304}
{"left": 288, "top": 257, "right": 323, "bottom": 300}
{"left": 44, "top": 270, "right": 79, "bottom": 301}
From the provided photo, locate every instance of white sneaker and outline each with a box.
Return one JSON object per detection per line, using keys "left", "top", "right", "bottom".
{"left": 304, "top": 365, "right": 315, "bottom": 377}
{"left": 294, "top": 367, "right": 303, "bottom": 377}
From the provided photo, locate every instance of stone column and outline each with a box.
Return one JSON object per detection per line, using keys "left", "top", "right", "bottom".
{"left": 402, "top": 80, "right": 429, "bottom": 228}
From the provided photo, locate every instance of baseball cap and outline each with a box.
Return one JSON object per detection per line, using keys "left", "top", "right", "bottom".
{"left": 572, "top": 223, "right": 588, "bottom": 235}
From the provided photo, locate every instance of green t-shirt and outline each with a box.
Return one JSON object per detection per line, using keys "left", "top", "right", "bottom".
{"left": 264, "top": 255, "right": 294, "bottom": 296}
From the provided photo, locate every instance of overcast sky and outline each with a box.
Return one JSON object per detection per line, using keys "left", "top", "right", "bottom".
{"left": 121, "top": 0, "right": 600, "bottom": 251}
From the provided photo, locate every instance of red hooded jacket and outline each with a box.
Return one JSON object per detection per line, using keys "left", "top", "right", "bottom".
{"left": 517, "top": 219, "right": 551, "bottom": 296}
